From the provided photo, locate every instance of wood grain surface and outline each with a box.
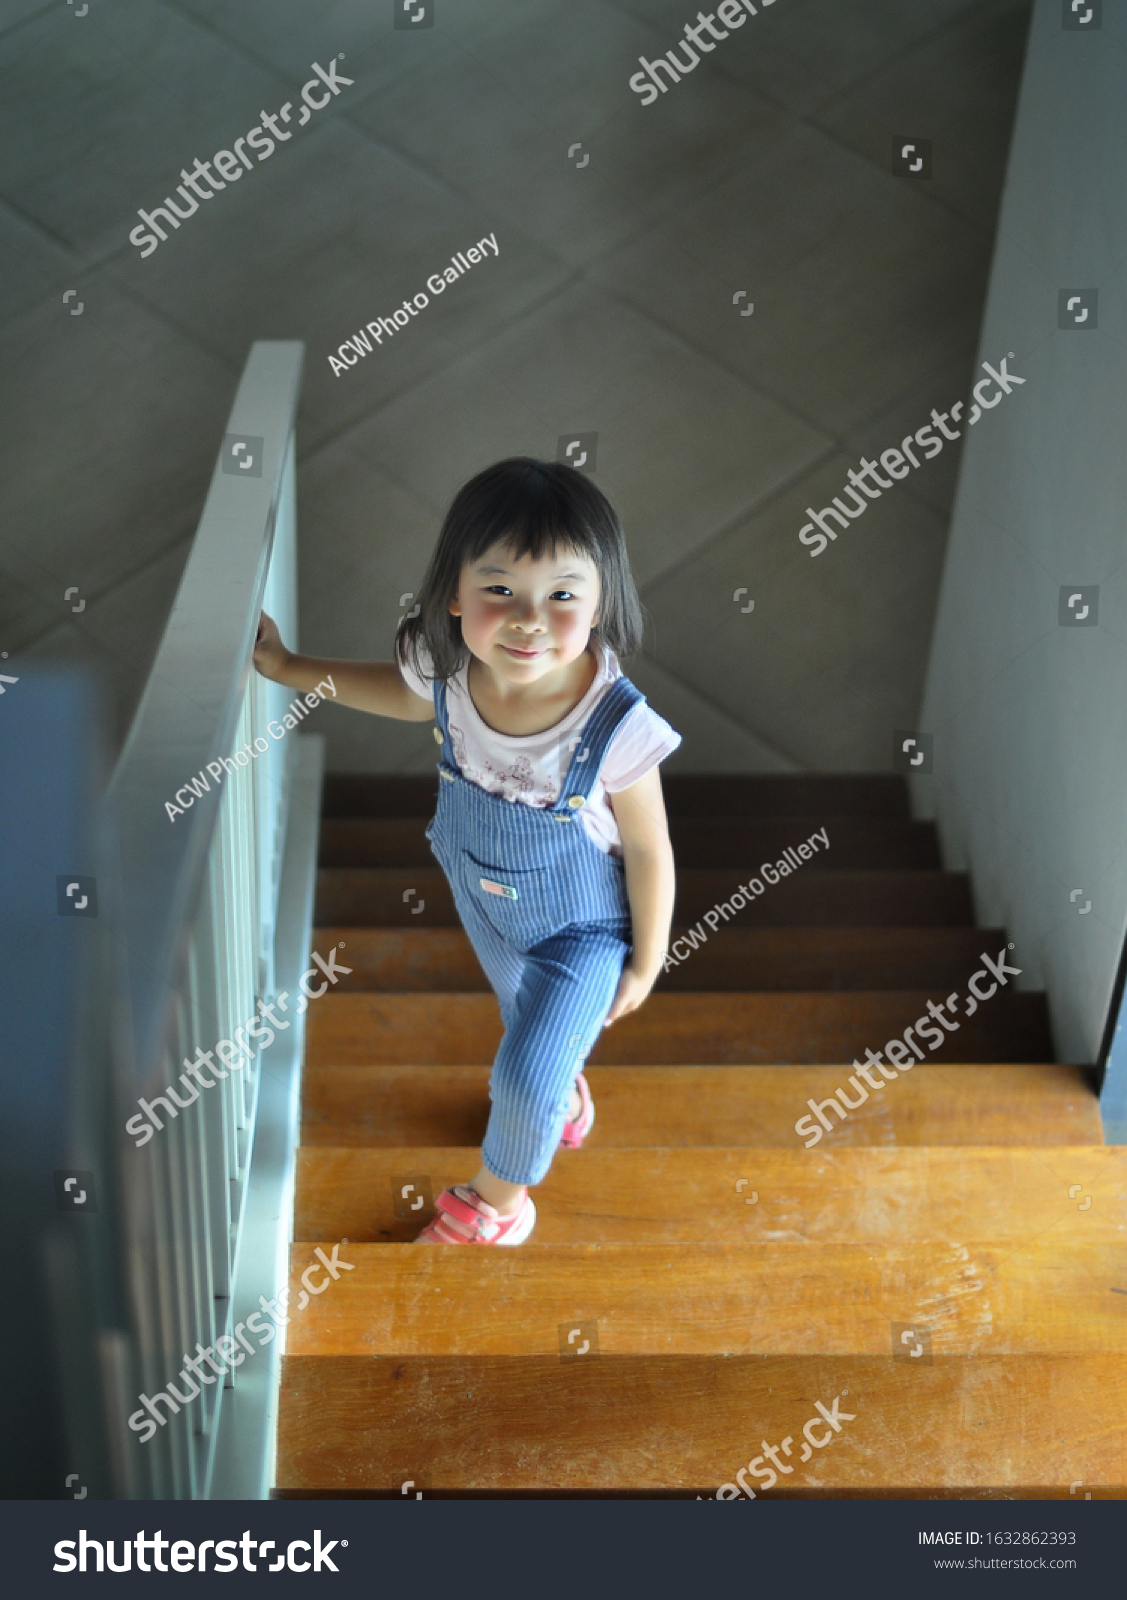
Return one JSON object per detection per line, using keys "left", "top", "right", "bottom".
{"left": 300, "top": 1064, "right": 1101, "bottom": 1148}
{"left": 312, "top": 923, "right": 1010, "bottom": 993}
{"left": 275, "top": 1352, "right": 1127, "bottom": 1493}
{"left": 293, "top": 1145, "right": 1127, "bottom": 1244}
{"left": 282, "top": 1239, "right": 1127, "bottom": 1358}
{"left": 306, "top": 989, "right": 1053, "bottom": 1065}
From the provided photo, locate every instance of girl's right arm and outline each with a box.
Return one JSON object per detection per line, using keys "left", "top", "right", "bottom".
{"left": 252, "top": 612, "right": 434, "bottom": 722}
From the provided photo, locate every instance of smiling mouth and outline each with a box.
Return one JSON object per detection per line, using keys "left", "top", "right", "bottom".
{"left": 501, "top": 644, "right": 547, "bottom": 658}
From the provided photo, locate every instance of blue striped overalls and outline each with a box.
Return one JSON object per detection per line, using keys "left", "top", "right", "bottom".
{"left": 425, "top": 672, "right": 646, "bottom": 1185}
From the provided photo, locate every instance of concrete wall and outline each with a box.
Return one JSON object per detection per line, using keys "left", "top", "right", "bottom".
{"left": 913, "top": 0, "right": 1127, "bottom": 1075}
{"left": 0, "top": 0, "right": 1029, "bottom": 775}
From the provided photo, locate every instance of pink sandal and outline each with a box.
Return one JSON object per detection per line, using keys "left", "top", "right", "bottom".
{"left": 415, "top": 1184, "right": 537, "bottom": 1245}
{"left": 559, "top": 1072, "right": 596, "bottom": 1149}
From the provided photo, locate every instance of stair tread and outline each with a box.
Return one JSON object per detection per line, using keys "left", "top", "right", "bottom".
{"left": 315, "top": 868, "right": 975, "bottom": 927}
{"left": 294, "top": 1145, "right": 1127, "bottom": 1244}
{"left": 274, "top": 1354, "right": 1127, "bottom": 1493}
{"left": 284, "top": 1238, "right": 1127, "bottom": 1357}
{"left": 318, "top": 816, "right": 941, "bottom": 870}
{"left": 306, "top": 990, "right": 1054, "bottom": 1066}
{"left": 662, "top": 775, "right": 912, "bottom": 817}
{"left": 301, "top": 1064, "right": 1101, "bottom": 1147}
{"left": 313, "top": 925, "right": 1010, "bottom": 993}
{"left": 320, "top": 772, "right": 913, "bottom": 820}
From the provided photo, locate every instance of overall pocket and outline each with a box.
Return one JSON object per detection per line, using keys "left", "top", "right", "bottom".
{"left": 459, "top": 847, "right": 556, "bottom": 945}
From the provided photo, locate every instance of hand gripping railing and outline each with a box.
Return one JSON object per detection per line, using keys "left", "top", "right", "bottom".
{"left": 102, "top": 341, "right": 320, "bottom": 1498}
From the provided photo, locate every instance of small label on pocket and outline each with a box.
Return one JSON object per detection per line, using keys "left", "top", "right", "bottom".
{"left": 480, "top": 878, "right": 518, "bottom": 900}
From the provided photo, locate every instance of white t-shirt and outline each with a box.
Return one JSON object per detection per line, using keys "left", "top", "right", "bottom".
{"left": 398, "top": 638, "right": 681, "bottom": 855}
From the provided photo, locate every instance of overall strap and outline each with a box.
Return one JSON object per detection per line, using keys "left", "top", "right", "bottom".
{"left": 551, "top": 675, "right": 646, "bottom": 815}
{"left": 432, "top": 677, "right": 458, "bottom": 780}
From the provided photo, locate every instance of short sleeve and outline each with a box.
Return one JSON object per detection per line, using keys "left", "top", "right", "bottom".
{"left": 397, "top": 636, "right": 434, "bottom": 703}
{"left": 599, "top": 700, "right": 681, "bottom": 793}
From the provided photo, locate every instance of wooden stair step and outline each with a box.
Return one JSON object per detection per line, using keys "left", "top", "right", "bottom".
{"left": 274, "top": 1352, "right": 1127, "bottom": 1494}
{"left": 315, "top": 927, "right": 486, "bottom": 991}
{"left": 306, "top": 991, "right": 1054, "bottom": 1066}
{"left": 284, "top": 1239, "right": 1126, "bottom": 1356}
{"left": 320, "top": 772, "right": 912, "bottom": 820}
{"left": 301, "top": 1064, "right": 1100, "bottom": 1148}
{"left": 273, "top": 1483, "right": 1127, "bottom": 1501}
{"left": 321, "top": 776, "right": 438, "bottom": 817}
{"left": 315, "top": 868, "right": 974, "bottom": 928}
{"left": 314, "top": 925, "right": 1009, "bottom": 994}
{"left": 293, "top": 1145, "right": 1127, "bottom": 1244}
{"left": 318, "top": 816, "right": 941, "bottom": 870}
{"left": 663, "top": 774, "right": 911, "bottom": 818}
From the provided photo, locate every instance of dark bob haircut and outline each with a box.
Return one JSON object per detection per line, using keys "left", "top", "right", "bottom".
{"left": 397, "top": 457, "right": 646, "bottom": 685}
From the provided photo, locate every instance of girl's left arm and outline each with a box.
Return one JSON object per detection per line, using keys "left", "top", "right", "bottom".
{"left": 603, "top": 765, "right": 676, "bottom": 1025}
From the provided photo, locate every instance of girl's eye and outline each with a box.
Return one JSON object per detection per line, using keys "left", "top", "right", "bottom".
{"left": 481, "top": 585, "right": 578, "bottom": 600}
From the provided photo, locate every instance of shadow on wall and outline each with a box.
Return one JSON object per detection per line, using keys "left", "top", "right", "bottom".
{"left": 913, "top": 0, "right": 1127, "bottom": 1086}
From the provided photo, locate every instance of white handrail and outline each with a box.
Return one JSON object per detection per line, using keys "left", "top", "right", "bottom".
{"left": 103, "top": 343, "right": 315, "bottom": 1498}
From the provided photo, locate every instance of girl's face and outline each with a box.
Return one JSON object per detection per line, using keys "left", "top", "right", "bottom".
{"left": 448, "top": 539, "right": 600, "bottom": 684}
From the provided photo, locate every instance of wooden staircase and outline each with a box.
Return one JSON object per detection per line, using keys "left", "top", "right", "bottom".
{"left": 275, "top": 775, "right": 1127, "bottom": 1498}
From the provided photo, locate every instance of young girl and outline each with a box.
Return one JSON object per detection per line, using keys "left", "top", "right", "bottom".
{"left": 254, "top": 457, "right": 679, "bottom": 1245}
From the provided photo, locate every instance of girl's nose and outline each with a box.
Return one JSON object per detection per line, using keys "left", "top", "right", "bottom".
{"left": 510, "top": 601, "right": 546, "bottom": 631}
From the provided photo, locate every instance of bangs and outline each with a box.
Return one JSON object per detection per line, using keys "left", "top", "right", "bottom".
{"left": 458, "top": 471, "right": 600, "bottom": 569}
